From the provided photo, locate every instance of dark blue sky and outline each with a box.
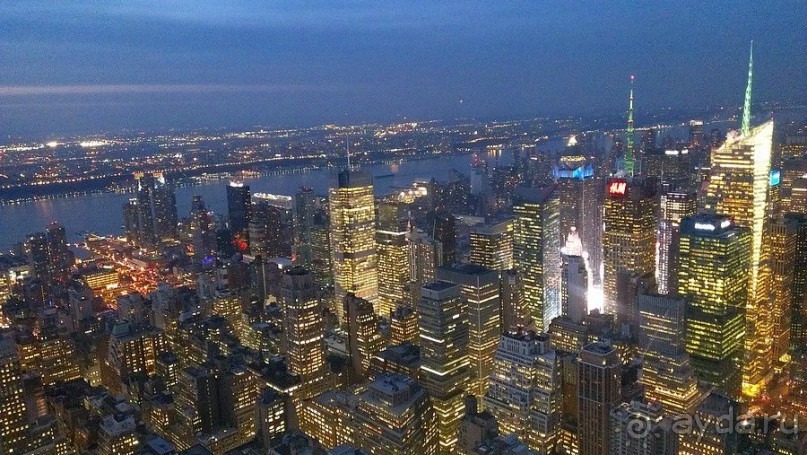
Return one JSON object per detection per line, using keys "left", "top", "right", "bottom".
{"left": 0, "top": 1, "right": 804, "bottom": 139}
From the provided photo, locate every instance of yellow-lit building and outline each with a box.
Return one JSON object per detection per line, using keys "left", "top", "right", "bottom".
{"left": 376, "top": 202, "right": 410, "bottom": 318}
{"left": 513, "top": 185, "right": 561, "bottom": 332}
{"left": 280, "top": 268, "right": 327, "bottom": 404}
{"left": 329, "top": 169, "right": 379, "bottom": 321}
{"left": 345, "top": 294, "right": 385, "bottom": 380}
{"left": 418, "top": 281, "right": 469, "bottom": 453}
{"left": 436, "top": 263, "right": 500, "bottom": 402}
{"left": 678, "top": 214, "right": 751, "bottom": 395}
{"left": 0, "top": 332, "right": 29, "bottom": 454}
{"left": 602, "top": 177, "right": 657, "bottom": 319}
{"left": 483, "top": 331, "right": 561, "bottom": 454}
{"left": 636, "top": 294, "right": 701, "bottom": 417}
{"left": 355, "top": 375, "right": 438, "bottom": 455}
{"left": 300, "top": 390, "right": 358, "bottom": 449}
{"left": 469, "top": 219, "right": 514, "bottom": 271}
{"left": 389, "top": 305, "right": 418, "bottom": 346}
{"left": 705, "top": 117, "right": 775, "bottom": 397}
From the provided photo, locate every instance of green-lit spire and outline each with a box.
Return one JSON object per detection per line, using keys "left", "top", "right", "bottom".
{"left": 741, "top": 40, "right": 753, "bottom": 136}
{"left": 625, "top": 75, "right": 635, "bottom": 177}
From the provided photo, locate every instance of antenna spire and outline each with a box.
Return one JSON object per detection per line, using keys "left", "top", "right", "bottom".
{"left": 625, "top": 75, "right": 636, "bottom": 178}
{"left": 741, "top": 40, "right": 753, "bottom": 136}
{"left": 346, "top": 134, "right": 351, "bottom": 169}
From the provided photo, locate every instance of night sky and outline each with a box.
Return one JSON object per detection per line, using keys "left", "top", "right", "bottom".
{"left": 0, "top": 1, "right": 804, "bottom": 139}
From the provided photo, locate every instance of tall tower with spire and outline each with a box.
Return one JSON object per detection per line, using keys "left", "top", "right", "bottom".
{"left": 741, "top": 41, "right": 753, "bottom": 136}
{"left": 704, "top": 40, "right": 776, "bottom": 398}
{"left": 625, "top": 75, "right": 636, "bottom": 177}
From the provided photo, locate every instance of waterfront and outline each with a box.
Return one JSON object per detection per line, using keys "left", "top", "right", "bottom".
{"left": 0, "top": 147, "right": 526, "bottom": 252}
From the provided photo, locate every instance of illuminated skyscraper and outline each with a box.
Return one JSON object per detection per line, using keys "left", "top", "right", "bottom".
{"left": 636, "top": 294, "right": 701, "bottom": 416}
{"left": 250, "top": 194, "right": 293, "bottom": 258}
{"left": 656, "top": 189, "right": 696, "bottom": 295}
{"left": 513, "top": 185, "right": 561, "bottom": 331}
{"left": 780, "top": 156, "right": 807, "bottom": 214}
{"left": 609, "top": 401, "right": 677, "bottom": 455}
{"left": 45, "top": 222, "right": 71, "bottom": 284}
{"left": 227, "top": 181, "right": 252, "bottom": 250}
{"left": 389, "top": 304, "right": 419, "bottom": 346}
{"left": 577, "top": 341, "right": 621, "bottom": 455}
{"left": 280, "top": 268, "right": 327, "bottom": 400}
{"left": 134, "top": 171, "right": 157, "bottom": 247}
{"left": 436, "top": 263, "right": 501, "bottom": 401}
{"left": 469, "top": 219, "right": 513, "bottom": 271}
{"left": 344, "top": 293, "right": 385, "bottom": 380}
{"left": 293, "top": 187, "right": 317, "bottom": 266}
{"left": 602, "top": 177, "right": 657, "bottom": 317}
{"left": 329, "top": 169, "right": 379, "bottom": 320}
{"left": 376, "top": 202, "right": 410, "bottom": 317}
{"left": 418, "top": 281, "right": 469, "bottom": 453}
{"left": 152, "top": 172, "right": 178, "bottom": 241}
{"left": 561, "top": 228, "right": 588, "bottom": 323}
{"left": 355, "top": 375, "right": 438, "bottom": 455}
{"left": 624, "top": 75, "right": 636, "bottom": 177}
{"left": 679, "top": 392, "right": 742, "bottom": 455}
{"left": 678, "top": 214, "right": 751, "bottom": 394}
{"left": 769, "top": 217, "right": 798, "bottom": 363}
{"left": 0, "top": 332, "right": 28, "bottom": 454}
{"left": 553, "top": 154, "right": 603, "bottom": 284}
{"left": 483, "top": 331, "right": 561, "bottom": 454}
{"left": 704, "top": 43, "right": 776, "bottom": 396}
{"left": 786, "top": 214, "right": 807, "bottom": 351}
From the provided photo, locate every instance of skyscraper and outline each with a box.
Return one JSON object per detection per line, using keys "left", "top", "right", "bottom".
{"left": 786, "top": 214, "right": 807, "bottom": 352}
{"left": 418, "top": 281, "right": 469, "bottom": 453}
{"left": 561, "top": 228, "right": 589, "bottom": 323}
{"left": 344, "top": 293, "right": 385, "bottom": 380}
{"left": 553, "top": 154, "right": 602, "bottom": 285}
{"left": 469, "top": 219, "right": 513, "bottom": 272}
{"left": 355, "top": 375, "right": 438, "bottom": 455}
{"left": 45, "top": 222, "right": 71, "bottom": 284}
{"left": 769, "top": 217, "right": 798, "bottom": 363}
{"left": 602, "top": 177, "right": 657, "bottom": 318}
{"left": 329, "top": 169, "right": 379, "bottom": 320}
{"left": 436, "top": 263, "right": 501, "bottom": 401}
{"left": 636, "top": 293, "right": 701, "bottom": 416}
{"left": 152, "top": 171, "right": 178, "bottom": 240}
{"left": 0, "top": 331, "right": 29, "bottom": 454}
{"left": 704, "top": 43, "right": 775, "bottom": 397}
{"left": 609, "top": 401, "right": 677, "bottom": 455}
{"left": 577, "top": 341, "right": 622, "bottom": 455}
{"left": 250, "top": 194, "right": 293, "bottom": 258}
{"left": 483, "top": 331, "right": 561, "bottom": 454}
{"left": 678, "top": 214, "right": 751, "bottom": 394}
{"left": 656, "top": 189, "right": 696, "bottom": 295}
{"left": 134, "top": 171, "right": 157, "bottom": 247}
{"left": 376, "top": 202, "right": 410, "bottom": 317}
{"left": 513, "top": 185, "right": 561, "bottom": 332}
{"left": 280, "top": 268, "right": 327, "bottom": 400}
{"left": 293, "top": 187, "right": 317, "bottom": 267}
{"left": 227, "top": 181, "right": 252, "bottom": 251}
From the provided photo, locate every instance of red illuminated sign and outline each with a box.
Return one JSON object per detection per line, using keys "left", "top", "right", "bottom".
{"left": 608, "top": 180, "right": 627, "bottom": 196}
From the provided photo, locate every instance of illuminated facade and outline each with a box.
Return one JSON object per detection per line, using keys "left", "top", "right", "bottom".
{"left": 376, "top": 202, "right": 411, "bottom": 317}
{"left": 0, "top": 332, "right": 28, "bottom": 454}
{"left": 329, "top": 169, "right": 379, "bottom": 320}
{"left": 280, "top": 268, "right": 327, "bottom": 401}
{"left": 577, "top": 341, "right": 621, "bottom": 455}
{"left": 769, "top": 217, "right": 798, "bottom": 364}
{"left": 483, "top": 331, "right": 561, "bottom": 454}
{"left": 678, "top": 214, "right": 751, "bottom": 394}
{"left": 300, "top": 390, "right": 358, "bottom": 449}
{"left": 469, "top": 219, "right": 514, "bottom": 271}
{"left": 602, "top": 178, "right": 657, "bottom": 318}
{"left": 656, "top": 190, "right": 696, "bottom": 295}
{"left": 787, "top": 214, "right": 807, "bottom": 352}
{"left": 513, "top": 185, "right": 561, "bottom": 332}
{"left": 436, "top": 263, "right": 501, "bottom": 401}
{"left": 355, "top": 375, "right": 438, "bottom": 455}
{"left": 705, "top": 120, "right": 776, "bottom": 396}
{"left": 679, "top": 392, "right": 742, "bottom": 455}
{"left": 554, "top": 154, "right": 603, "bottom": 285}
{"left": 609, "top": 401, "right": 677, "bottom": 455}
{"left": 345, "top": 293, "right": 385, "bottom": 380}
{"left": 636, "top": 294, "right": 701, "bottom": 416}
{"left": 418, "top": 281, "right": 469, "bottom": 453}
{"left": 389, "top": 305, "right": 419, "bottom": 346}
{"left": 226, "top": 181, "right": 252, "bottom": 249}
